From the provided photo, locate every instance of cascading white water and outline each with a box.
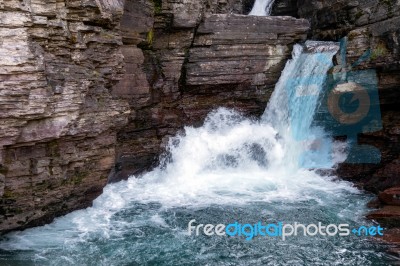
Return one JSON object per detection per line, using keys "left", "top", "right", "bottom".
{"left": 249, "top": 0, "right": 275, "bottom": 16}
{"left": 262, "top": 41, "right": 345, "bottom": 169}
{"left": 0, "top": 42, "right": 390, "bottom": 265}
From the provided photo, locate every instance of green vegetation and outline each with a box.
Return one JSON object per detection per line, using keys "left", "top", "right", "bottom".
{"left": 379, "top": 0, "right": 394, "bottom": 14}
{"left": 47, "top": 140, "right": 60, "bottom": 157}
{"left": 355, "top": 10, "right": 364, "bottom": 21}
{"left": 147, "top": 29, "right": 154, "bottom": 46}
{"left": 371, "top": 42, "right": 389, "bottom": 60}
{"left": 3, "top": 189, "right": 15, "bottom": 199}
{"left": 71, "top": 171, "right": 88, "bottom": 185}
{"left": 153, "top": 0, "right": 162, "bottom": 14}
{"left": 380, "top": 0, "right": 393, "bottom": 6}
{"left": 60, "top": 170, "right": 89, "bottom": 186}
{"left": 70, "top": 35, "right": 78, "bottom": 44}
{"left": 0, "top": 165, "right": 8, "bottom": 175}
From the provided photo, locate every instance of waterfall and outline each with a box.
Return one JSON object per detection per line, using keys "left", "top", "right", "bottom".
{"left": 263, "top": 41, "right": 342, "bottom": 169}
{"left": 249, "top": 0, "right": 275, "bottom": 16}
{"left": 0, "top": 42, "right": 388, "bottom": 265}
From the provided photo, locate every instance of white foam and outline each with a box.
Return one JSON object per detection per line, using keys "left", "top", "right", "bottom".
{"left": 0, "top": 42, "right": 358, "bottom": 254}
{"left": 249, "top": 0, "right": 275, "bottom": 16}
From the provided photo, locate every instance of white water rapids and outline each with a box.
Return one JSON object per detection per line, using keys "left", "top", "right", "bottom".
{"left": 0, "top": 42, "right": 391, "bottom": 265}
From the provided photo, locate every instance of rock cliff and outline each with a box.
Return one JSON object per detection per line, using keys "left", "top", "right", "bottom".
{"left": 292, "top": 0, "right": 400, "bottom": 193}
{"left": 1, "top": 0, "right": 399, "bottom": 240}
{"left": 0, "top": 0, "right": 309, "bottom": 232}
{"left": 0, "top": 0, "right": 131, "bottom": 232}
{"left": 286, "top": 0, "right": 400, "bottom": 252}
{"left": 110, "top": 0, "right": 309, "bottom": 182}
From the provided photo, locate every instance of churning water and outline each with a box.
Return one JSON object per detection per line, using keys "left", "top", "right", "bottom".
{"left": 249, "top": 0, "right": 275, "bottom": 16}
{"left": 0, "top": 42, "right": 392, "bottom": 265}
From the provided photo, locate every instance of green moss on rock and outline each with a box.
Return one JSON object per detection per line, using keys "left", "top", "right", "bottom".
{"left": 153, "top": 0, "right": 162, "bottom": 14}
{"left": 371, "top": 41, "right": 389, "bottom": 60}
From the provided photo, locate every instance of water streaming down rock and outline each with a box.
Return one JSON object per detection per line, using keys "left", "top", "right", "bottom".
{"left": 249, "top": 0, "right": 275, "bottom": 16}
{"left": 0, "top": 42, "right": 391, "bottom": 265}
{"left": 262, "top": 41, "right": 344, "bottom": 169}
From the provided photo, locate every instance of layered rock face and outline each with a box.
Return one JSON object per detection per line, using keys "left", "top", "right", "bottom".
{"left": 0, "top": 0, "right": 130, "bottom": 232}
{"left": 111, "top": 0, "right": 309, "bottom": 182}
{"left": 286, "top": 0, "right": 400, "bottom": 247}
{"left": 293, "top": 0, "right": 400, "bottom": 193}
{"left": 0, "top": 0, "right": 309, "bottom": 231}
{"left": 1, "top": 0, "right": 398, "bottom": 237}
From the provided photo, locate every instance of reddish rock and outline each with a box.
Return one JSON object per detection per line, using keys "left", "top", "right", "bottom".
{"left": 375, "top": 228, "right": 400, "bottom": 259}
{"left": 367, "top": 206, "right": 400, "bottom": 227}
{"left": 368, "top": 206, "right": 400, "bottom": 219}
{"left": 379, "top": 187, "right": 400, "bottom": 206}
{"left": 377, "top": 228, "right": 400, "bottom": 245}
{"left": 367, "top": 197, "right": 383, "bottom": 209}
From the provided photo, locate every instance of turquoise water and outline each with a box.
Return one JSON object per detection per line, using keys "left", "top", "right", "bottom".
{"left": 0, "top": 192, "right": 391, "bottom": 265}
{"left": 0, "top": 42, "right": 393, "bottom": 265}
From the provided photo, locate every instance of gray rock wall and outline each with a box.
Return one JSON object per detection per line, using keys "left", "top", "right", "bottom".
{"left": 294, "top": 0, "right": 400, "bottom": 192}
{"left": 0, "top": 0, "right": 130, "bottom": 232}
{"left": 111, "top": 0, "right": 309, "bottom": 182}
{"left": 0, "top": 0, "right": 309, "bottom": 232}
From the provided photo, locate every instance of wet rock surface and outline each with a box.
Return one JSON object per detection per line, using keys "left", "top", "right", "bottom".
{"left": 0, "top": 0, "right": 309, "bottom": 232}
{"left": 270, "top": 0, "right": 400, "bottom": 253}
{"left": 295, "top": 0, "right": 400, "bottom": 193}
{"left": 379, "top": 187, "right": 400, "bottom": 206}
{"left": 111, "top": 1, "right": 310, "bottom": 183}
{"left": 1, "top": 0, "right": 399, "bottom": 237}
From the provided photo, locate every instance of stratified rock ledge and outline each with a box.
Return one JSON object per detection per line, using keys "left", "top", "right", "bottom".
{"left": 0, "top": 0, "right": 310, "bottom": 233}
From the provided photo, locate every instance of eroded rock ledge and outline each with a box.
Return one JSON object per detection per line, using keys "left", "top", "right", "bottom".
{"left": 0, "top": 0, "right": 309, "bottom": 232}
{"left": 0, "top": 0, "right": 130, "bottom": 232}
{"left": 111, "top": 1, "right": 309, "bottom": 182}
